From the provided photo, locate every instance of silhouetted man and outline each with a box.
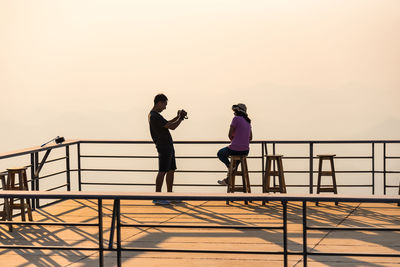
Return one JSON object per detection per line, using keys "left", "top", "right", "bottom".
{"left": 148, "top": 94, "right": 185, "bottom": 205}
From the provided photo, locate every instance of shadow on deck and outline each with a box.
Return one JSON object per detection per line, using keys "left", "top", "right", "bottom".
{"left": 0, "top": 199, "right": 400, "bottom": 267}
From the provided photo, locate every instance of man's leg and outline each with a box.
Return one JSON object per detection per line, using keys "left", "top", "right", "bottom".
{"left": 155, "top": 172, "right": 166, "bottom": 192}
{"left": 166, "top": 170, "right": 174, "bottom": 192}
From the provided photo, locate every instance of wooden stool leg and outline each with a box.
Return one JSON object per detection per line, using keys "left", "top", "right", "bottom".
{"left": 262, "top": 158, "right": 272, "bottom": 205}
{"left": 7, "top": 173, "right": 15, "bottom": 220}
{"left": 22, "top": 171, "right": 33, "bottom": 221}
{"left": 278, "top": 158, "right": 286, "bottom": 193}
{"left": 330, "top": 158, "right": 339, "bottom": 206}
{"left": 226, "top": 160, "right": 236, "bottom": 205}
{"left": 243, "top": 159, "right": 251, "bottom": 193}
{"left": 316, "top": 157, "right": 323, "bottom": 206}
{"left": 398, "top": 181, "right": 400, "bottom": 207}
{"left": 18, "top": 174, "right": 26, "bottom": 222}
{"left": 240, "top": 158, "right": 248, "bottom": 205}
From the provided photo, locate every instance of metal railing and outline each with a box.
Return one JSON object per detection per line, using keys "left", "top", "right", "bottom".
{"left": 0, "top": 191, "right": 399, "bottom": 267}
{"left": 77, "top": 140, "right": 400, "bottom": 195}
{"left": 1, "top": 140, "right": 400, "bottom": 197}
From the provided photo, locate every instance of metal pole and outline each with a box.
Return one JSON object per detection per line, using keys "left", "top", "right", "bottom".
{"left": 35, "top": 152, "right": 39, "bottom": 208}
{"left": 372, "top": 143, "right": 375, "bottom": 195}
{"left": 98, "top": 199, "right": 104, "bottom": 267}
{"left": 273, "top": 142, "right": 276, "bottom": 187}
{"left": 108, "top": 199, "right": 117, "bottom": 250}
{"left": 309, "top": 143, "right": 314, "bottom": 194}
{"left": 77, "top": 143, "right": 82, "bottom": 191}
{"left": 384, "top": 143, "right": 387, "bottom": 195}
{"left": 66, "top": 146, "right": 71, "bottom": 191}
{"left": 302, "top": 201, "right": 308, "bottom": 266}
{"left": 261, "top": 142, "right": 265, "bottom": 182}
{"left": 116, "top": 199, "right": 122, "bottom": 267}
{"left": 283, "top": 201, "right": 288, "bottom": 267}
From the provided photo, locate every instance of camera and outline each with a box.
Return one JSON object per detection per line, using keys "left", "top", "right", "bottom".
{"left": 180, "top": 109, "right": 188, "bottom": 120}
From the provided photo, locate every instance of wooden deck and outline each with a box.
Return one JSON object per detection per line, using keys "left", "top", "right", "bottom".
{"left": 1, "top": 199, "right": 400, "bottom": 266}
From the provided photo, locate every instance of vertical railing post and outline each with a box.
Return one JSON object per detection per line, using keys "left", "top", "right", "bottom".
{"left": 383, "top": 142, "right": 387, "bottom": 195}
{"left": 66, "top": 145, "right": 71, "bottom": 191}
{"left": 77, "top": 143, "right": 82, "bottom": 191}
{"left": 34, "top": 152, "right": 39, "bottom": 208}
{"left": 309, "top": 143, "right": 314, "bottom": 194}
{"left": 116, "top": 199, "right": 122, "bottom": 267}
{"left": 283, "top": 200, "right": 288, "bottom": 267}
{"left": 261, "top": 142, "right": 265, "bottom": 183}
{"left": 30, "top": 153, "right": 36, "bottom": 210}
{"left": 273, "top": 142, "right": 276, "bottom": 187}
{"left": 302, "top": 201, "right": 308, "bottom": 266}
{"left": 98, "top": 198, "right": 104, "bottom": 267}
{"left": 372, "top": 142, "right": 375, "bottom": 195}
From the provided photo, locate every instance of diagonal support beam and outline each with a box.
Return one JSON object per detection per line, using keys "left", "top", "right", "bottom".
{"left": 34, "top": 149, "right": 52, "bottom": 177}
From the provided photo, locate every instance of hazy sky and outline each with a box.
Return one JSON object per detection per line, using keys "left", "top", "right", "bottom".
{"left": 1, "top": 0, "right": 400, "bottom": 152}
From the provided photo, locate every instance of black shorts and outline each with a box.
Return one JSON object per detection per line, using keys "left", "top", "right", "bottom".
{"left": 157, "top": 145, "right": 177, "bottom": 172}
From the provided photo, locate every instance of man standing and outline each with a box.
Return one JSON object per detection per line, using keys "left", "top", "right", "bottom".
{"left": 148, "top": 94, "right": 186, "bottom": 205}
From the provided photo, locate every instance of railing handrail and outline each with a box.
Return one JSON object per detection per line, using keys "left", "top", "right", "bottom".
{"left": 2, "top": 138, "right": 400, "bottom": 160}
{"left": 0, "top": 190, "right": 399, "bottom": 203}
{"left": 0, "top": 140, "right": 80, "bottom": 160}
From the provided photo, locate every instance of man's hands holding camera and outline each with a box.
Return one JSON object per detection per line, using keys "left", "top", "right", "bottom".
{"left": 178, "top": 109, "right": 188, "bottom": 120}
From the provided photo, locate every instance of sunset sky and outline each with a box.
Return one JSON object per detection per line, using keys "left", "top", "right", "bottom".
{"left": 1, "top": 0, "right": 399, "bottom": 152}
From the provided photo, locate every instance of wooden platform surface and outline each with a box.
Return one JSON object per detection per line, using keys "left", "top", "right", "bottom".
{"left": 1, "top": 199, "right": 400, "bottom": 266}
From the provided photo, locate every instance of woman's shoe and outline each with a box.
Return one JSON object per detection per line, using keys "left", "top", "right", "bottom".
{"left": 217, "top": 178, "right": 228, "bottom": 185}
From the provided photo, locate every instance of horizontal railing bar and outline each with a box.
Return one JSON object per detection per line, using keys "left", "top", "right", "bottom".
{"left": 0, "top": 221, "right": 98, "bottom": 227}
{"left": 79, "top": 140, "right": 400, "bottom": 144}
{"left": 0, "top": 245, "right": 99, "bottom": 251}
{"left": 80, "top": 155, "right": 263, "bottom": 159}
{"left": 80, "top": 169, "right": 375, "bottom": 174}
{"left": 38, "top": 170, "right": 67, "bottom": 179}
{"left": 80, "top": 182, "right": 373, "bottom": 188}
{"left": 121, "top": 224, "right": 283, "bottom": 230}
{"left": 42, "top": 157, "right": 67, "bottom": 164}
{"left": 0, "top": 191, "right": 399, "bottom": 203}
{"left": 119, "top": 247, "right": 284, "bottom": 255}
{"left": 80, "top": 155, "right": 373, "bottom": 160}
{"left": 307, "top": 227, "right": 400, "bottom": 231}
{"left": 46, "top": 184, "right": 68, "bottom": 191}
{"left": 308, "top": 252, "right": 400, "bottom": 257}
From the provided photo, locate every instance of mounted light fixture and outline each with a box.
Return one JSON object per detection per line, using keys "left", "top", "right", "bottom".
{"left": 41, "top": 136, "right": 65, "bottom": 147}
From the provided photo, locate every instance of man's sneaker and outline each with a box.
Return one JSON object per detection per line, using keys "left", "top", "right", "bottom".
{"left": 152, "top": 199, "right": 170, "bottom": 205}
{"left": 217, "top": 178, "right": 228, "bottom": 186}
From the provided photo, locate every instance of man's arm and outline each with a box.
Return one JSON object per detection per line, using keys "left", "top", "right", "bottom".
{"left": 164, "top": 111, "right": 183, "bottom": 130}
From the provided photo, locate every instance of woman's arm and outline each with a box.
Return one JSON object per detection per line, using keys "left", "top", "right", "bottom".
{"left": 249, "top": 129, "right": 253, "bottom": 141}
{"left": 228, "top": 126, "right": 235, "bottom": 141}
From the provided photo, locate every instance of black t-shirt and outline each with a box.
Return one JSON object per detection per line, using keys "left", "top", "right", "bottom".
{"left": 148, "top": 111, "right": 173, "bottom": 147}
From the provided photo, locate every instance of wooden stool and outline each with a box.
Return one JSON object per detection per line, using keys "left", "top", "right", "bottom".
{"left": 263, "top": 155, "right": 286, "bottom": 205}
{"left": 226, "top": 155, "right": 251, "bottom": 205}
{"left": 0, "top": 172, "right": 12, "bottom": 231}
{"left": 263, "top": 155, "right": 287, "bottom": 193}
{"left": 6, "top": 167, "right": 33, "bottom": 221}
{"left": 316, "top": 155, "right": 338, "bottom": 206}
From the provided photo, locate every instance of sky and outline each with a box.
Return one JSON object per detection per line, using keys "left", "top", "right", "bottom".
{"left": 1, "top": 0, "right": 400, "bottom": 152}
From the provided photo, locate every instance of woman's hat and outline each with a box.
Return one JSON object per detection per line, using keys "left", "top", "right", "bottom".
{"left": 232, "top": 103, "right": 247, "bottom": 115}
